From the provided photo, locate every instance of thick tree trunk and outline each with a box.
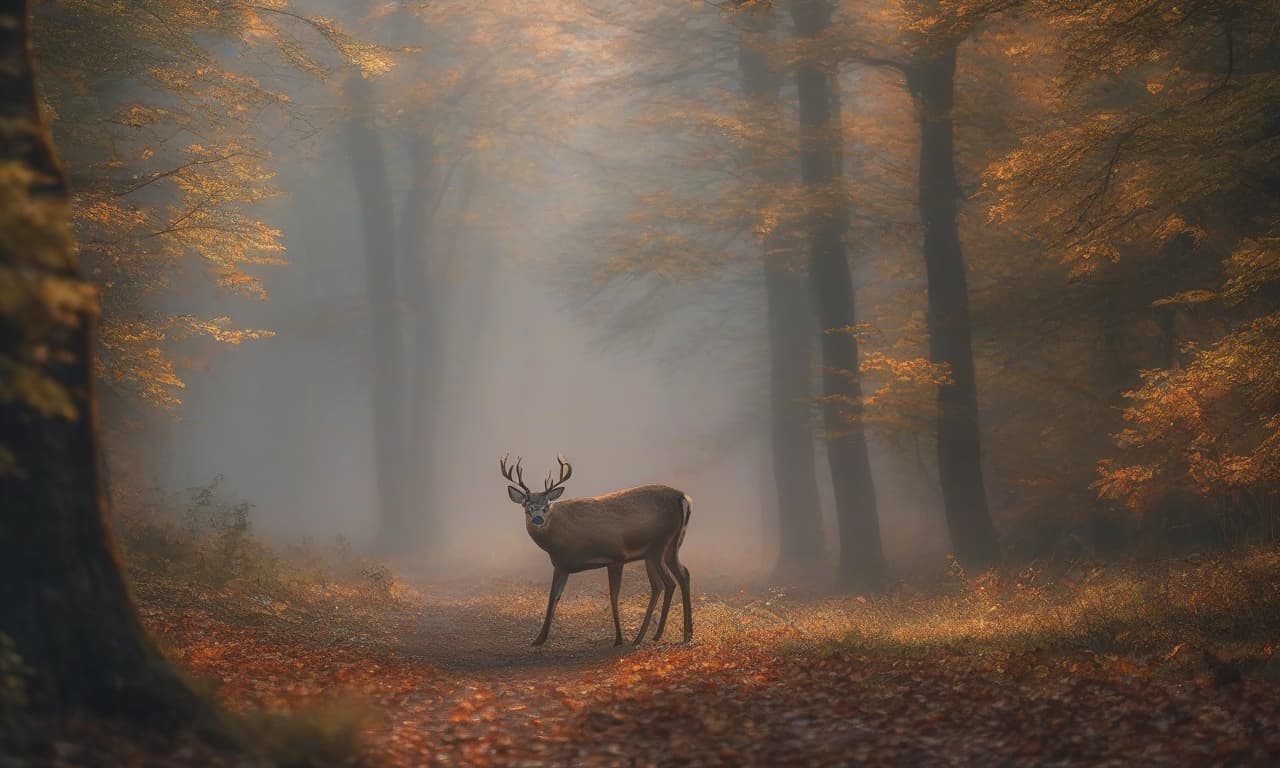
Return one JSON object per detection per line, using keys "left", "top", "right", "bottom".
{"left": 344, "top": 73, "right": 411, "bottom": 556}
{"left": 0, "top": 1, "right": 203, "bottom": 723}
{"left": 790, "top": 0, "right": 885, "bottom": 591}
{"left": 736, "top": 6, "right": 826, "bottom": 581}
{"left": 909, "top": 47, "right": 1001, "bottom": 569}
{"left": 763, "top": 253, "right": 826, "bottom": 577}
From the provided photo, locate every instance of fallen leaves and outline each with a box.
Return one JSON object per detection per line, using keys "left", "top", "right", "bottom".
{"left": 12, "top": 557, "right": 1280, "bottom": 766}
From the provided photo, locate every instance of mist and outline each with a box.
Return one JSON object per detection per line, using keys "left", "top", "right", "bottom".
{"left": 10, "top": 0, "right": 1280, "bottom": 763}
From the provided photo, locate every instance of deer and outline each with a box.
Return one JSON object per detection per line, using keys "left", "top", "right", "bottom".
{"left": 500, "top": 454, "right": 693, "bottom": 647}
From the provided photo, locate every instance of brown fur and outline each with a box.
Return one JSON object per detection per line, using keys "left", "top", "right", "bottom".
{"left": 527, "top": 484, "right": 687, "bottom": 572}
{"left": 515, "top": 483, "right": 693, "bottom": 646}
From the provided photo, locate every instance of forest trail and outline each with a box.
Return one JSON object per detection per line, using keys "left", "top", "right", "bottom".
{"left": 138, "top": 566, "right": 1280, "bottom": 767}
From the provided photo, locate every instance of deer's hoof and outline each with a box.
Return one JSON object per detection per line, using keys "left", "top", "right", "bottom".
{"left": 613, "top": 638, "right": 624, "bottom": 647}
{"left": 531, "top": 637, "right": 547, "bottom": 646}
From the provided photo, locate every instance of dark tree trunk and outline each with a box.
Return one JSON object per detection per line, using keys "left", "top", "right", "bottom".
{"left": 790, "top": 0, "right": 885, "bottom": 591}
{"left": 763, "top": 254, "right": 826, "bottom": 577}
{"left": 736, "top": 5, "right": 826, "bottom": 581}
{"left": 908, "top": 46, "right": 1001, "bottom": 569}
{"left": 0, "top": 1, "right": 203, "bottom": 724}
{"left": 344, "top": 73, "right": 411, "bottom": 556}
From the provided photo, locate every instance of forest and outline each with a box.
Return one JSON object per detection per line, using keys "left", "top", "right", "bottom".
{"left": 2, "top": 0, "right": 1279, "bottom": 765}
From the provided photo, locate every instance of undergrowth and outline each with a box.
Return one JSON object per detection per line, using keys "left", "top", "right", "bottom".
{"left": 786, "top": 550, "right": 1280, "bottom": 669}
{"left": 115, "top": 475, "right": 404, "bottom": 604}
{"left": 106, "top": 477, "right": 409, "bottom": 766}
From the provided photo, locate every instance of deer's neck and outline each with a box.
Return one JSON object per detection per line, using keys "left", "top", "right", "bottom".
{"left": 526, "top": 504, "right": 559, "bottom": 546}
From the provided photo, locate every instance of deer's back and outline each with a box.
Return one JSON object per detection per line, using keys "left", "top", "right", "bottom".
{"left": 537, "top": 484, "right": 688, "bottom": 570}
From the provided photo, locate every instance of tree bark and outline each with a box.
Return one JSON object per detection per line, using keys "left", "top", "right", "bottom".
{"left": 789, "top": 0, "right": 885, "bottom": 591}
{"left": 0, "top": 0, "right": 204, "bottom": 724}
{"left": 344, "top": 73, "right": 411, "bottom": 556}
{"left": 908, "top": 46, "right": 1001, "bottom": 569}
{"left": 736, "top": 4, "right": 826, "bottom": 581}
{"left": 763, "top": 255, "right": 827, "bottom": 577}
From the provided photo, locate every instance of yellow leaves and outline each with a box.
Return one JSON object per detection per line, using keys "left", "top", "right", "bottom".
{"left": 1222, "top": 227, "right": 1280, "bottom": 305}
{"left": 118, "top": 104, "right": 166, "bottom": 128}
{"left": 0, "top": 162, "right": 75, "bottom": 272}
{"left": 825, "top": 322, "right": 879, "bottom": 341}
{"left": 1098, "top": 307, "right": 1280, "bottom": 514}
{"left": 1092, "top": 459, "right": 1157, "bottom": 512}
{"left": 39, "top": 276, "right": 98, "bottom": 325}
{"left": 861, "top": 351, "right": 952, "bottom": 387}
{"left": 0, "top": 160, "right": 97, "bottom": 426}
{"left": 0, "top": 361, "right": 78, "bottom": 421}
{"left": 1152, "top": 214, "right": 1204, "bottom": 246}
{"left": 97, "top": 313, "right": 273, "bottom": 409}
{"left": 178, "top": 315, "right": 275, "bottom": 345}
{"left": 1064, "top": 242, "right": 1119, "bottom": 280}
{"left": 1151, "top": 289, "right": 1217, "bottom": 308}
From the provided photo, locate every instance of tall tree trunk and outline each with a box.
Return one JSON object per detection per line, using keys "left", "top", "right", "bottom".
{"left": 790, "top": 0, "right": 885, "bottom": 591}
{"left": 401, "top": 134, "right": 440, "bottom": 550}
{"left": 0, "top": 1, "right": 203, "bottom": 723}
{"left": 908, "top": 45, "right": 1000, "bottom": 569}
{"left": 763, "top": 253, "right": 826, "bottom": 578}
{"left": 344, "top": 73, "right": 410, "bottom": 556}
{"left": 736, "top": 4, "right": 825, "bottom": 581}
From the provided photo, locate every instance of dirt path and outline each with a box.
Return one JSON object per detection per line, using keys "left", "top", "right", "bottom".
{"left": 138, "top": 569, "right": 1280, "bottom": 767}
{"left": 361, "top": 573, "right": 1280, "bottom": 767}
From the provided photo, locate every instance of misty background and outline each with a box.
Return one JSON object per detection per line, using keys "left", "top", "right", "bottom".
{"left": 159, "top": 122, "right": 944, "bottom": 577}
{"left": 107, "top": 0, "right": 951, "bottom": 581}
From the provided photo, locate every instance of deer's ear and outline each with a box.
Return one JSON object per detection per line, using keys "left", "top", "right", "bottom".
{"left": 507, "top": 486, "right": 527, "bottom": 504}
{"left": 545, "top": 486, "right": 566, "bottom": 501}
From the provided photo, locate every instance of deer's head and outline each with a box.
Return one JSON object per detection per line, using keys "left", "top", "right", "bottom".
{"left": 500, "top": 454, "right": 573, "bottom": 528}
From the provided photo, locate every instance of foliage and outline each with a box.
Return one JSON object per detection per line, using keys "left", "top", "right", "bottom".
{"left": 33, "top": 0, "right": 396, "bottom": 412}
{"left": 1096, "top": 300, "right": 1280, "bottom": 546}
{"left": 115, "top": 476, "right": 406, "bottom": 601}
{"left": 975, "top": 0, "right": 1280, "bottom": 541}
{"left": 0, "top": 161, "right": 89, "bottom": 477}
{"left": 31, "top": 547, "right": 1280, "bottom": 765}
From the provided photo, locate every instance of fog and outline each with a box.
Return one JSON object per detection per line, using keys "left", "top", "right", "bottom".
{"left": 162, "top": 139, "right": 770, "bottom": 578}
{"left": 132, "top": 1, "right": 951, "bottom": 588}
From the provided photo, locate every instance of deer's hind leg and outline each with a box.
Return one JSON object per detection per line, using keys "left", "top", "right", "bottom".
{"left": 633, "top": 556, "right": 663, "bottom": 645}
{"left": 650, "top": 539, "right": 679, "bottom": 642}
{"left": 666, "top": 538, "right": 692, "bottom": 642}
{"left": 607, "top": 563, "right": 624, "bottom": 646}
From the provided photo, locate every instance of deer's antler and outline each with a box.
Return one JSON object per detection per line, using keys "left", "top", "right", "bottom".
{"left": 500, "top": 454, "right": 532, "bottom": 495}
{"left": 544, "top": 455, "right": 573, "bottom": 493}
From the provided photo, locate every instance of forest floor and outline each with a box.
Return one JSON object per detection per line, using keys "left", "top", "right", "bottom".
{"left": 11, "top": 550, "right": 1280, "bottom": 767}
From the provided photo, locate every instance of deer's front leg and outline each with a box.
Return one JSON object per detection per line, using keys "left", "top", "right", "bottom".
{"left": 607, "top": 563, "right": 624, "bottom": 646}
{"left": 532, "top": 566, "right": 569, "bottom": 646}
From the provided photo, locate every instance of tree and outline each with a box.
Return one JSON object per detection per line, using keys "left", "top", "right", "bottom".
{"left": 903, "top": 4, "right": 1001, "bottom": 568}
{"left": 790, "top": 0, "right": 885, "bottom": 590}
{"left": 344, "top": 69, "right": 411, "bottom": 555}
{"left": 0, "top": 0, "right": 203, "bottom": 722}
{"left": 32, "top": 0, "right": 391, "bottom": 500}
{"left": 734, "top": 1, "right": 827, "bottom": 581}
{"left": 985, "top": 0, "right": 1280, "bottom": 546}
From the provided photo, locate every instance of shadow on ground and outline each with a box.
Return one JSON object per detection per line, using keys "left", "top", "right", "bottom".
{"left": 394, "top": 568, "right": 689, "bottom": 674}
